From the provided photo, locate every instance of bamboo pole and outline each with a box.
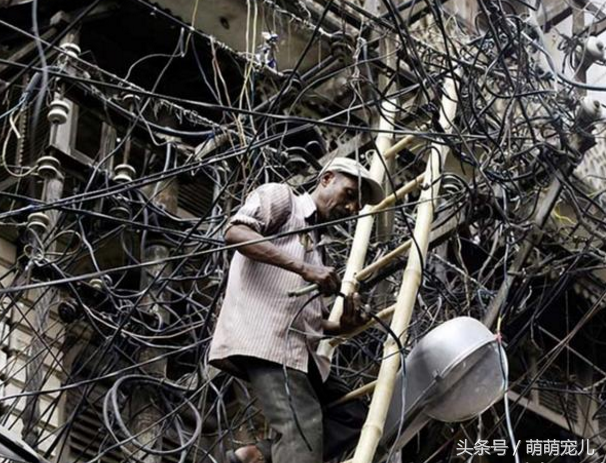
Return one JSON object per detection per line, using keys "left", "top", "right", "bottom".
{"left": 331, "top": 380, "right": 378, "bottom": 408}
{"left": 382, "top": 133, "right": 420, "bottom": 161}
{"left": 358, "top": 204, "right": 465, "bottom": 283}
{"left": 317, "top": 38, "right": 406, "bottom": 360}
{"left": 349, "top": 72, "right": 459, "bottom": 463}
{"left": 356, "top": 239, "right": 412, "bottom": 282}
{"left": 369, "top": 173, "right": 424, "bottom": 215}
{"left": 351, "top": 175, "right": 424, "bottom": 283}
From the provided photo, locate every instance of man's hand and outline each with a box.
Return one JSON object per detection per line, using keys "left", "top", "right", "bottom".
{"left": 300, "top": 263, "right": 340, "bottom": 295}
{"left": 340, "top": 292, "right": 369, "bottom": 332}
{"left": 321, "top": 292, "right": 370, "bottom": 335}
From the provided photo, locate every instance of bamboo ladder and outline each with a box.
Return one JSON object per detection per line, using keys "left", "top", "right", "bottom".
{"left": 340, "top": 72, "right": 460, "bottom": 463}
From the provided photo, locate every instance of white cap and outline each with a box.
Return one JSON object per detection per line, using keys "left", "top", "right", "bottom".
{"left": 320, "top": 158, "right": 384, "bottom": 205}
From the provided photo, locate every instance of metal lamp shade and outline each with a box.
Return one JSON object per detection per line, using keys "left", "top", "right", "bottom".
{"left": 381, "top": 317, "right": 508, "bottom": 455}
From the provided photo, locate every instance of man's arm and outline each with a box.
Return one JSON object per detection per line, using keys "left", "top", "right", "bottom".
{"left": 225, "top": 224, "right": 340, "bottom": 295}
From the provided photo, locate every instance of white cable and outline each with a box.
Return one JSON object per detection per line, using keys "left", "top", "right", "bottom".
{"left": 503, "top": 391, "right": 521, "bottom": 463}
{"left": 2, "top": 109, "right": 35, "bottom": 178}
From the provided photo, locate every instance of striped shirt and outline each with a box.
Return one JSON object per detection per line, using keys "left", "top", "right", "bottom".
{"left": 208, "top": 183, "right": 331, "bottom": 381}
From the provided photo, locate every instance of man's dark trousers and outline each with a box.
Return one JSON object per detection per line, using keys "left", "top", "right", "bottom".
{"left": 243, "top": 356, "right": 367, "bottom": 463}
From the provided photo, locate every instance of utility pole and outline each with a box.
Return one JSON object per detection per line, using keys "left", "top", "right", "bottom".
{"left": 21, "top": 33, "right": 80, "bottom": 448}
{"left": 128, "top": 144, "right": 179, "bottom": 463}
{"left": 483, "top": 9, "right": 601, "bottom": 328}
